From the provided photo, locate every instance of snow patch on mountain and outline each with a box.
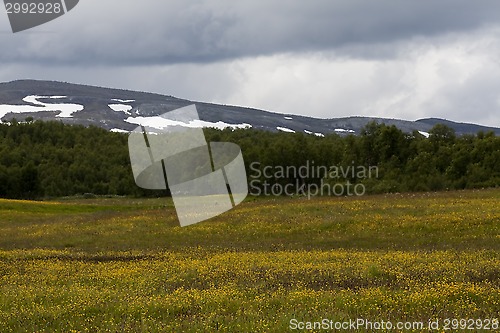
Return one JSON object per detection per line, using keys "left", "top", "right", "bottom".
{"left": 110, "top": 128, "right": 129, "bottom": 133}
{"left": 418, "top": 131, "right": 430, "bottom": 138}
{"left": 304, "top": 129, "right": 324, "bottom": 137}
{"left": 111, "top": 99, "right": 135, "bottom": 103}
{"left": 334, "top": 128, "right": 355, "bottom": 133}
{"left": 125, "top": 116, "right": 252, "bottom": 131}
{"left": 277, "top": 127, "right": 295, "bottom": 133}
{"left": 109, "top": 104, "right": 132, "bottom": 115}
{"left": 0, "top": 95, "right": 84, "bottom": 119}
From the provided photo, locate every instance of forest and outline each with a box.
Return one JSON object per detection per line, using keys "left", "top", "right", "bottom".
{"left": 0, "top": 119, "right": 498, "bottom": 199}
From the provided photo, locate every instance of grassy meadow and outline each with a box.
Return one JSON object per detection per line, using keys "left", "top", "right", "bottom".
{"left": 0, "top": 190, "right": 499, "bottom": 332}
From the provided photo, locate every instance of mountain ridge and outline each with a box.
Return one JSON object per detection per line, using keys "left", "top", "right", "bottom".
{"left": 0, "top": 79, "right": 499, "bottom": 136}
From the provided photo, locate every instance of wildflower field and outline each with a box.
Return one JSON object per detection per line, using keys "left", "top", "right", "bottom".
{"left": 0, "top": 190, "right": 499, "bottom": 332}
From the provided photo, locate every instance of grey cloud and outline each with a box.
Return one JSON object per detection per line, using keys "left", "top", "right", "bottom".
{"left": 2, "top": 0, "right": 500, "bottom": 66}
{"left": 424, "top": 67, "right": 500, "bottom": 126}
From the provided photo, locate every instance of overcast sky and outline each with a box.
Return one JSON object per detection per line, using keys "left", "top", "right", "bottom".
{"left": 1, "top": 0, "right": 500, "bottom": 127}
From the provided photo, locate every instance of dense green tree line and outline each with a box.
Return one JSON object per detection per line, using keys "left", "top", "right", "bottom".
{"left": 0, "top": 120, "right": 498, "bottom": 199}
{"left": 0, "top": 120, "right": 141, "bottom": 199}
{"left": 204, "top": 123, "right": 499, "bottom": 195}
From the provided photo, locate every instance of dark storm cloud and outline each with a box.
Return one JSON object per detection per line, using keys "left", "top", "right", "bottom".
{"left": 1, "top": 0, "right": 500, "bottom": 66}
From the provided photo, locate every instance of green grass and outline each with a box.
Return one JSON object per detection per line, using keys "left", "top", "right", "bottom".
{"left": 0, "top": 189, "right": 499, "bottom": 332}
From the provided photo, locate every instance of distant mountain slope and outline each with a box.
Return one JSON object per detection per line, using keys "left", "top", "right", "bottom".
{"left": 415, "top": 118, "right": 500, "bottom": 136}
{"left": 0, "top": 80, "right": 498, "bottom": 136}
